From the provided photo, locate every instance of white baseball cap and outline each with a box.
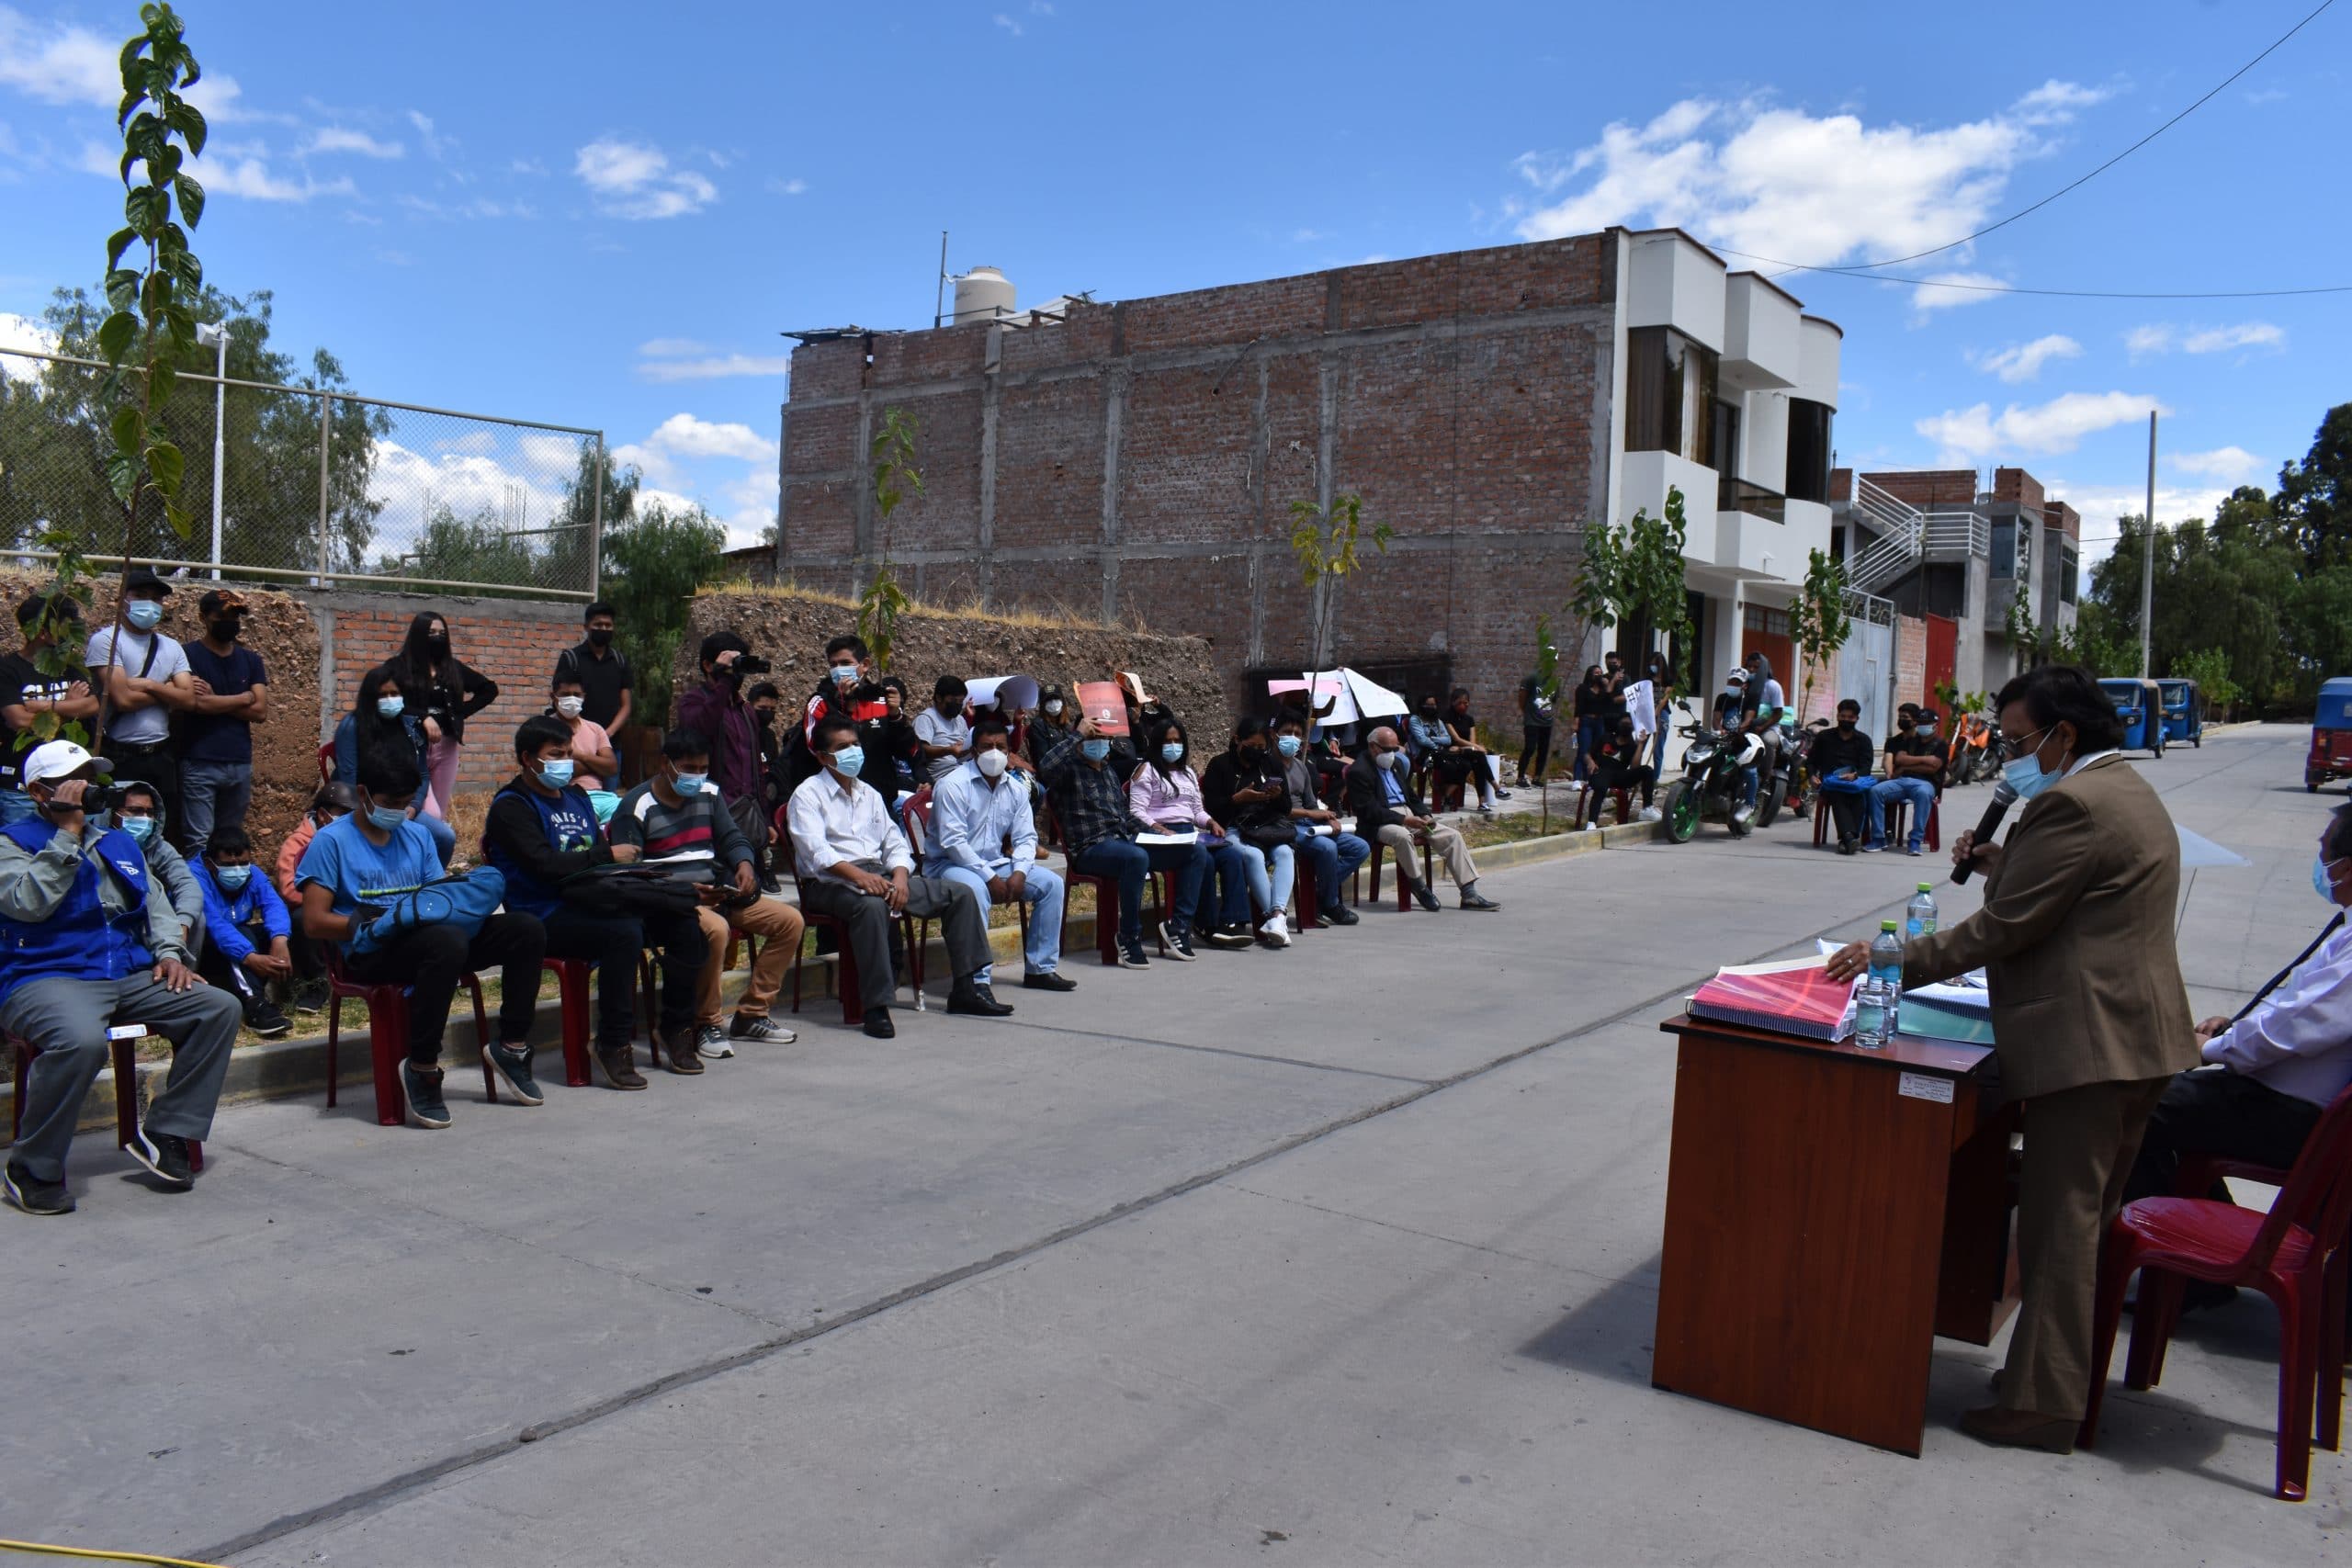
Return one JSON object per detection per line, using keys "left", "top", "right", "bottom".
{"left": 21, "top": 739, "right": 110, "bottom": 788}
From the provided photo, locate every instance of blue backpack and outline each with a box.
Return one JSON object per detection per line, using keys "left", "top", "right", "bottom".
{"left": 346, "top": 866, "right": 507, "bottom": 955}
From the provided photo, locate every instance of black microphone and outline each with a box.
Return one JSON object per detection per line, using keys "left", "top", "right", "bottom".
{"left": 1951, "top": 779, "right": 2018, "bottom": 886}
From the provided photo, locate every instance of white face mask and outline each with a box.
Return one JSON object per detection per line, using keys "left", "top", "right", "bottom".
{"left": 975, "top": 748, "right": 1010, "bottom": 779}
{"left": 555, "top": 696, "right": 584, "bottom": 718}
{"left": 1043, "top": 699, "right": 1064, "bottom": 716}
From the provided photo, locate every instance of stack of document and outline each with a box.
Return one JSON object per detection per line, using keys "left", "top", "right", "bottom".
{"left": 1896, "top": 972, "right": 1994, "bottom": 1045}
{"left": 1690, "top": 958, "right": 1859, "bottom": 1043}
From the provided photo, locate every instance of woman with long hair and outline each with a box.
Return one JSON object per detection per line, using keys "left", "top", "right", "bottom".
{"left": 1126, "top": 718, "right": 1253, "bottom": 950}
{"left": 395, "top": 612, "right": 498, "bottom": 819}
{"left": 1200, "top": 716, "right": 1298, "bottom": 948}
{"left": 331, "top": 662, "right": 456, "bottom": 859}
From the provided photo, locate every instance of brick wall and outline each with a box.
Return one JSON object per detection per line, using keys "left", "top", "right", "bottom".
{"left": 1894, "top": 614, "right": 1928, "bottom": 710}
{"left": 1865, "top": 469, "right": 1980, "bottom": 512}
{"left": 1992, "top": 466, "right": 2046, "bottom": 517}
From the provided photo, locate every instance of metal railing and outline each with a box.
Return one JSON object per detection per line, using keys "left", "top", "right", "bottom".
{"left": 1716, "top": 475, "right": 1787, "bottom": 525}
{"left": 0, "top": 347, "right": 604, "bottom": 599}
{"left": 1918, "top": 511, "right": 1991, "bottom": 561}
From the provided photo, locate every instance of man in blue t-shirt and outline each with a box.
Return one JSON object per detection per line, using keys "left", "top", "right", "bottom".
{"left": 485, "top": 716, "right": 705, "bottom": 1088}
{"left": 176, "top": 589, "right": 268, "bottom": 855}
{"left": 297, "top": 750, "right": 546, "bottom": 1131}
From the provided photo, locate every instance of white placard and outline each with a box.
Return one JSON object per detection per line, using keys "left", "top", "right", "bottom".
{"left": 967, "top": 674, "right": 1040, "bottom": 715}
{"left": 1896, "top": 1072, "right": 1954, "bottom": 1104}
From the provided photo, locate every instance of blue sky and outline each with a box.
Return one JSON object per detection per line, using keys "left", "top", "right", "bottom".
{"left": 2, "top": 0, "right": 2345, "bottom": 568}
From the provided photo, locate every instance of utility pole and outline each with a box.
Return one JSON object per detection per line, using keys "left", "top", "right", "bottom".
{"left": 933, "top": 231, "right": 949, "bottom": 329}
{"left": 2140, "top": 410, "right": 2156, "bottom": 679}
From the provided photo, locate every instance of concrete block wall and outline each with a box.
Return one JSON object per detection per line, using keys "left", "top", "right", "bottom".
{"left": 1894, "top": 614, "right": 1928, "bottom": 711}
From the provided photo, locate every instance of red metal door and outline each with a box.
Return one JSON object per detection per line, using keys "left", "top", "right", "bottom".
{"left": 1924, "top": 614, "right": 1958, "bottom": 707}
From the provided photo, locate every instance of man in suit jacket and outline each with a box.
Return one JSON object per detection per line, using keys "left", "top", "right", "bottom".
{"left": 1343, "top": 727, "right": 1498, "bottom": 911}
{"left": 1831, "top": 663, "right": 2198, "bottom": 1454}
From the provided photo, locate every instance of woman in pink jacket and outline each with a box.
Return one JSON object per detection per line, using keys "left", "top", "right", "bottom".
{"left": 1126, "top": 719, "right": 1254, "bottom": 948}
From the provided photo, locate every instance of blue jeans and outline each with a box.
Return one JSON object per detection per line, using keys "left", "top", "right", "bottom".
{"left": 178, "top": 759, "right": 254, "bottom": 854}
{"left": 1572, "top": 716, "right": 1604, "bottom": 782}
{"left": 1069, "top": 839, "right": 1208, "bottom": 945}
{"left": 1223, "top": 839, "right": 1296, "bottom": 921}
{"left": 0, "top": 788, "right": 35, "bottom": 828}
{"left": 1868, "top": 776, "right": 1937, "bottom": 849}
{"left": 1201, "top": 833, "right": 1257, "bottom": 926}
{"left": 923, "top": 857, "right": 1066, "bottom": 983}
{"left": 1295, "top": 825, "right": 1370, "bottom": 912}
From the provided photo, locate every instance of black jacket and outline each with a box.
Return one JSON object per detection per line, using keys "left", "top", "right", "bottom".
{"left": 1344, "top": 754, "right": 1425, "bottom": 834}
{"left": 1202, "top": 749, "right": 1290, "bottom": 836}
{"left": 1807, "top": 726, "right": 1876, "bottom": 778}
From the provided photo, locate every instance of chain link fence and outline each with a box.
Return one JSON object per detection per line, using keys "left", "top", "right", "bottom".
{"left": 0, "top": 347, "right": 603, "bottom": 599}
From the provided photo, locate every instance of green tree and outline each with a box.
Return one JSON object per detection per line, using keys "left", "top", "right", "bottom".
{"left": 2276, "top": 402, "right": 2352, "bottom": 570}
{"left": 601, "top": 499, "right": 726, "bottom": 729}
{"left": 2171, "top": 648, "right": 2237, "bottom": 720}
{"left": 1289, "top": 491, "right": 1393, "bottom": 680}
{"left": 855, "top": 406, "right": 922, "bottom": 671}
{"left": 387, "top": 502, "right": 537, "bottom": 592}
{"left": 1788, "top": 547, "right": 1850, "bottom": 720}
{"left": 541, "top": 438, "right": 636, "bottom": 595}
{"left": 1569, "top": 485, "right": 1694, "bottom": 683}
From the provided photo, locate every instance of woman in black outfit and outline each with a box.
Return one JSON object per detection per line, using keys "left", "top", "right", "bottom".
{"left": 1570, "top": 665, "right": 1607, "bottom": 783}
{"left": 1517, "top": 674, "right": 1555, "bottom": 786}
{"left": 394, "top": 611, "right": 499, "bottom": 820}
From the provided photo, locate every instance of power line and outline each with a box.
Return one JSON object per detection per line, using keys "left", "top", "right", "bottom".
{"left": 1715, "top": 254, "right": 2352, "bottom": 300}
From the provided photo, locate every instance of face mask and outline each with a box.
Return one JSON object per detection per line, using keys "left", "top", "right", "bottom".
{"left": 975, "top": 748, "right": 1010, "bottom": 779}
{"left": 830, "top": 745, "right": 865, "bottom": 779}
{"left": 208, "top": 617, "right": 242, "bottom": 642}
{"left": 1277, "top": 735, "right": 1302, "bottom": 758}
{"left": 1838, "top": 720, "right": 1856, "bottom": 733}
{"left": 214, "top": 863, "right": 252, "bottom": 891}
{"left": 670, "top": 769, "right": 708, "bottom": 795}
{"left": 367, "top": 805, "right": 409, "bottom": 831}
{"left": 537, "top": 758, "right": 577, "bottom": 789}
{"left": 587, "top": 627, "right": 614, "bottom": 647}
{"left": 1378, "top": 750, "right": 1403, "bottom": 772}
{"left": 831, "top": 664, "right": 858, "bottom": 686}
{"left": 1160, "top": 743, "right": 1184, "bottom": 765}
{"left": 120, "top": 814, "right": 155, "bottom": 842}
{"left": 556, "top": 696, "right": 585, "bottom": 717}
{"left": 2316, "top": 854, "right": 2346, "bottom": 905}
{"left": 1044, "top": 699, "right": 1064, "bottom": 716}
{"left": 2001, "top": 741, "right": 2057, "bottom": 802}
{"left": 1080, "top": 739, "right": 1112, "bottom": 762}
{"left": 125, "top": 600, "right": 164, "bottom": 631}
{"left": 425, "top": 633, "right": 449, "bottom": 652}
{"left": 376, "top": 695, "right": 405, "bottom": 718}
{"left": 754, "top": 707, "right": 777, "bottom": 726}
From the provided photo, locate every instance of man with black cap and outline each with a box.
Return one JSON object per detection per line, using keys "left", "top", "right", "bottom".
{"left": 83, "top": 565, "right": 195, "bottom": 846}
{"left": 2, "top": 592, "right": 100, "bottom": 828}
{"left": 177, "top": 587, "right": 269, "bottom": 856}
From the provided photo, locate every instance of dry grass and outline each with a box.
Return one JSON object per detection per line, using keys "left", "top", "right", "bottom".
{"left": 693, "top": 581, "right": 1176, "bottom": 639}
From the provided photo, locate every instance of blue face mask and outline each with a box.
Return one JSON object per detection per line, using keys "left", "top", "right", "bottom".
{"left": 119, "top": 814, "right": 156, "bottom": 842}
{"left": 830, "top": 745, "right": 865, "bottom": 778}
{"left": 125, "top": 599, "right": 165, "bottom": 630}
{"left": 831, "top": 664, "right": 858, "bottom": 685}
{"left": 2318, "top": 853, "right": 2346, "bottom": 906}
{"left": 1080, "top": 739, "right": 1112, "bottom": 762}
{"left": 1277, "top": 735, "right": 1303, "bottom": 757}
{"left": 537, "top": 758, "right": 576, "bottom": 789}
{"left": 1160, "top": 743, "right": 1184, "bottom": 764}
{"left": 376, "top": 695, "right": 404, "bottom": 717}
{"left": 367, "top": 805, "right": 408, "bottom": 830}
{"left": 214, "top": 863, "right": 252, "bottom": 891}
{"left": 673, "top": 771, "right": 708, "bottom": 795}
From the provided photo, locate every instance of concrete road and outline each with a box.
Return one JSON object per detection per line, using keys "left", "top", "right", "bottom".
{"left": 3, "top": 725, "right": 2341, "bottom": 1565}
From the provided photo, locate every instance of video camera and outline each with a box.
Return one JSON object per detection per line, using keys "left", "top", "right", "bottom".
{"left": 733, "top": 654, "right": 773, "bottom": 676}
{"left": 41, "top": 781, "right": 122, "bottom": 815}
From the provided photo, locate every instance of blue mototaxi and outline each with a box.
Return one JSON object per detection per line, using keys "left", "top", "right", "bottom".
{"left": 2097, "top": 677, "right": 2166, "bottom": 758}
{"left": 2309, "top": 676, "right": 2352, "bottom": 794}
{"left": 2156, "top": 678, "right": 2202, "bottom": 749}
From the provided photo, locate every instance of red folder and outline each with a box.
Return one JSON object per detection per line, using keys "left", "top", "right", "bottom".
{"left": 1077, "top": 681, "right": 1130, "bottom": 736}
{"left": 1690, "top": 960, "right": 1859, "bottom": 1042}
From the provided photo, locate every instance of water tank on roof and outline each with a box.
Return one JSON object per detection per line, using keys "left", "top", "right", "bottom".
{"left": 952, "top": 265, "right": 1015, "bottom": 326}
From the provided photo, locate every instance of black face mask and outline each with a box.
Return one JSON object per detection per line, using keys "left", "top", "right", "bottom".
{"left": 425, "top": 634, "right": 449, "bottom": 654}
{"left": 586, "top": 627, "right": 614, "bottom": 648}
{"left": 208, "top": 617, "right": 241, "bottom": 642}
{"left": 1838, "top": 720, "right": 1856, "bottom": 733}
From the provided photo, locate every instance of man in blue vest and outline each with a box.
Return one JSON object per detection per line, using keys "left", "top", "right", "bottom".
{"left": 485, "top": 716, "right": 704, "bottom": 1087}
{"left": 0, "top": 740, "right": 240, "bottom": 1215}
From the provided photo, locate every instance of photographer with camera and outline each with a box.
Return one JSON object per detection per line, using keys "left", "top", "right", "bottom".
{"left": 677, "top": 631, "right": 775, "bottom": 890}
{"left": 1, "top": 741, "right": 240, "bottom": 1214}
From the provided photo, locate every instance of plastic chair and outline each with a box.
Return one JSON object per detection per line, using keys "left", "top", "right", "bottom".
{"left": 1359, "top": 833, "right": 1433, "bottom": 912}
{"left": 1294, "top": 848, "right": 1322, "bottom": 931}
{"left": 2080, "top": 1085, "right": 2352, "bottom": 1500}
{"left": 316, "top": 741, "right": 334, "bottom": 784}
{"left": 322, "top": 947, "right": 497, "bottom": 1127}
{"left": 1882, "top": 795, "right": 1942, "bottom": 852}
{"left": 537, "top": 958, "right": 599, "bottom": 1084}
{"left": 9, "top": 1023, "right": 204, "bottom": 1175}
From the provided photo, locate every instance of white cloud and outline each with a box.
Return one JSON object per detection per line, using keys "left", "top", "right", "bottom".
{"left": 614, "top": 415, "right": 779, "bottom": 548}
{"left": 2167, "top": 446, "right": 2265, "bottom": 482}
{"left": 2183, "top": 321, "right": 2284, "bottom": 354}
{"left": 574, "top": 136, "right": 716, "bottom": 219}
{"left": 2123, "top": 323, "right": 2174, "bottom": 358}
{"left": 2047, "top": 479, "right": 2235, "bottom": 573}
{"left": 638, "top": 337, "right": 709, "bottom": 357}
{"left": 407, "top": 109, "right": 450, "bottom": 160}
{"left": 1507, "top": 81, "right": 2106, "bottom": 268}
{"left": 640, "top": 412, "right": 775, "bottom": 464}
{"left": 1291, "top": 227, "right": 1329, "bottom": 243}
{"left": 305, "top": 126, "right": 403, "bottom": 159}
{"left": 509, "top": 156, "right": 548, "bottom": 175}
{"left": 993, "top": 13, "right": 1023, "bottom": 35}
{"left": 0, "top": 308, "right": 58, "bottom": 378}
{"left": 1915, "top": 389, "right": 2166, "bottom": 462}
{"left": 1972, "top": 333, "right": 2081, "bottom": 384}
{"left": 636, "top": 352, "right": 793, "bottom": 382}
{"left": 0, "top": 6, "right": 119, "bottom": 106}
{"left": 201, "top": 155, "right": 354, "bottom": 202}
{"left": 1909, "top": 271, "right": 2007, "bottom": 313}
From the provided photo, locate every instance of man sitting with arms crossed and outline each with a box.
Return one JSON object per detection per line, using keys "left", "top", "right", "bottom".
{"left": 300, "top": 750, "right": 548, "bottom": 1129}
{"left": 787, "top": 715, "right": 1007, "bottom": 1038}
{"left": 0, "top": 741, "right": 240, "bottom": 1214}
{"left": 1867, "top": 705, "right": 1946, "bottom": 855}
{"left": 608, "top": 728, "right": 806, "bottom": 1058}
{"left": 1271, "top": 713, "right": 1364, "bottom": 928}
{"left": 925, "top": 714, "right": 1071, "bottom": 998}
{"left": 1344, "top": 727, "right": 1500, "bottom": 911}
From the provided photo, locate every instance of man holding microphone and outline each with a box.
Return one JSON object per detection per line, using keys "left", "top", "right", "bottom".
{"left": 1828, "top": 664, "right": 2198, "bottom": 1454}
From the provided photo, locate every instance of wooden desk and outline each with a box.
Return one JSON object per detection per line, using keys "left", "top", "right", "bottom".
{"left": 1650, "top": 1013, "right": 2020, "bottom": 1455}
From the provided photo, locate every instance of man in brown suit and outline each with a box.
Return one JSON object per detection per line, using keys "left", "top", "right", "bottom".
{"left": 1831, "top": 663, "right": 2198, "bottom": 1453}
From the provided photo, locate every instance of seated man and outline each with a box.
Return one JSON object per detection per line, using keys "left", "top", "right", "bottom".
{"left": 487, "top": 716, "right": 706, "bottom": 1085}
{"left": 1577, "top": 715, "right": 1658, "bottom": 829}
{"left": 1734, "top": 654, "right": 1786, "bottom": 821}
{"left": 1035, "top": 715, "right": 1209, "bottom": 969}
{"left": 1867, "top": 705, "right": 1945, "bottom": 855}
{"left": 2123, "top": 803, "right": 2352, "bottom": 1221}
{"left": 1344, "top": 727, "right": 1500, "bottom": 911}
{"left": 608, "top": 728, "right": 806, "bottom": 1057}
{"left": 0, "top": 740, "right": 241, "bottom": 1213}
{"left": 1807, "top": 699, "right": 1878, "bottom": 855}
{"left": 925, "top": 716, "right": 1071, "bottom": 996}
{"left": 107, "top": 780, "right": 205, "bottom": 958}
{"left": 300, "top": 751, "right": 547, "bottom": 1129}
{"left": 786, "top": 714, "right": 1007, "bottom": 1037}
{"left": 192, "top": 824, "right": 297, "bottom": 1038}
{"left": 1271, "top": 713, "right": 1365, "bottom": 928}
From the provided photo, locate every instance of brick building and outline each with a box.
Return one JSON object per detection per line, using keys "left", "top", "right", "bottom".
{"left": 774, "top": 228, "right": 1844, "bottom": 722}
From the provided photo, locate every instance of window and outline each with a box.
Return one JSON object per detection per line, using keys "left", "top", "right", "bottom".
{"left": 1991, "top": 520, "right": 2017, "bottom": 580}
{"left": 1712, "top": 399, "right": 1742, "bottom": 478}
{"left": 2060, "top": 541, "right": 2079, "bottom": 605}
{"left": 1785, "top": 398, "right": 1834, "bottom": 503}
{"left": 1625, "top": 326, "right": 1718, "bottom": 468}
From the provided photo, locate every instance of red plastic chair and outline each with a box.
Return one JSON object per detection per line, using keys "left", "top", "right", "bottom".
{"left": 1360, "top": 833, "right": 1432, "bottom": 912}
{"left": 9, "top": 1024, "right": 204, "bottom": 1175}
{"left": 322, "top": 947, "right": 497, "bottom": 1126}
{"left": 774, "top": 804, "right": 922, "bottom": 1021}
{"left": 316, "top": 741, "right": 334, "bottom": 784}
{"left": 2080, "top": 1085, "right": 2352, "bottom": 1500}
{"left": 539, "top": 957, "right": 608, "bottom": 1083}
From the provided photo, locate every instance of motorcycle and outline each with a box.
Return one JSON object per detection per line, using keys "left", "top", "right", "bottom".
{"left": 1946, "top": 711, "right": 2008, "bottom": 786}
{"left": 1660, "top": 700, "right": 1766, "bottom": 843}
{"left": 1784, "top": 716, "right": 1834, "bottom": 820}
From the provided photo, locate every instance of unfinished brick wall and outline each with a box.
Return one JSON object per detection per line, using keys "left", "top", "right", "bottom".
{"left": 1894, "top": 614, "right": 1929, "bottom": 711}
{"left": 1865, "top": 470, "right": 1982, "bottom": 512}
{"left": 779, "top": 236, "right": 1615, "bottom": 716}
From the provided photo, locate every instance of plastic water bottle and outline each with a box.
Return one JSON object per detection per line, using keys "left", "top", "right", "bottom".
{"left": 1869, "top": 919, "right": 1905, "bottom": 1036}
{"left": 1854, "top": 978, "right": 1890, "bottom": 1050}
{"left": 1906, "top": 883, "right": 1939, "bottom": 942}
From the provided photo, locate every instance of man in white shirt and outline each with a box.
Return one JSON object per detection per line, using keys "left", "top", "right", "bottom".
{"left": 2124, "top": 802, "right": 2352, "bottom": 1210}
{"left": 923, "top": 716, "right": 1071, "bottom": 996}
{"left": 85, "top": 565, "right": 196, "bottom": 845}
{"left": 786, "top": 714, "right": 1005, "bottom": 1038}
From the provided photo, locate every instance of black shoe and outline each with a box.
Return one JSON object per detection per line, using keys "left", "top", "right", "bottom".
{"left": 245, "top": 1001, "right": 293, "bottom": 1039}
{"left": 1414, "top": 885, "right": 1442, "bottom": 913}
{"left": 125, "top": 1128, "right": 195, "bottom": 1188}
{"left": 1321, "top": 904, "right": 1360, "bottom": 927}
{"left": 402, "top": 1063, "right": 452, "bottom": 1129}
{"left": 1159, "top": 920, "right": 1197, "bottom": 961}
{"left": 1200, "top": 924, "right": 1253, "bottom": 951}
{"left": 661, "top": 1024, "right": 707, "bottom": 1076}
{"left": 1458, "top": 893, "right": 1502, "bottom": 911}
{"left": 1837, "top": 840, "right": 1857, "bottom": 855}
{"left": 863, "top": 1007, "right": 897, "bottom": 1039}
{"left": 1023, "top": 969, "right": 1078, "bottom": 991}
{"left": 4, "top": 1160, "right": 72, "bottom": 1215}
{"left": 482, "top": 1041, "right": 545, "bottom": 1105}
{"left": 290, "top": 978, "right": 329, "bottom": 1014}
{"left": 947, "top": 982, "right": 1015, "bottom": 1018}
{"left": 759, "top": 873, "right": 784, "bottom": 895}
{"left": 1118, "top": 939, "right": 1151, "bottom": 970}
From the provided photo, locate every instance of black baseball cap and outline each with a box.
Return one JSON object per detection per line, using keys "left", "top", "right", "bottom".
{"left": 123, "top": 564, "right": 174, "bottom": 597}
{"left": 198, "top": 588, "right": 250, "bottom": 618}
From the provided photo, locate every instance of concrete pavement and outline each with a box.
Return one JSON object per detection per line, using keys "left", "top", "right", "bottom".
{"left": 2, "top": 724, "right": 2341, "bottom": 1565}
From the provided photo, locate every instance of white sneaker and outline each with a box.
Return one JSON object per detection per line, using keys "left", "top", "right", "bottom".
{"left": 1259, "top": 913, "right": 1292, "bottom": 948}
{"left": 1638, "top": 807, "right": 1662, "bottom": 823}
{"left": 697, "top": 1022, "right": 734, "bottom": 1059}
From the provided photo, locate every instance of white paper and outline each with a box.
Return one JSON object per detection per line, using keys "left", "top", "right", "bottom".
{"left": 967, "top": 674, "right": 1040, "bottom": 715}
{"left": 1897, "top": 1072, "right": 1955, "bottom": 1104}
{"left": 1136, "top": 830, "right": 1197, "bottom": 847}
